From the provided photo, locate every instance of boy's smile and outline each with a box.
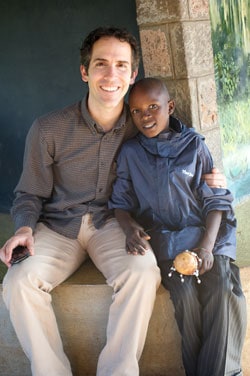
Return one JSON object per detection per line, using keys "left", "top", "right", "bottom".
{"left": 129, "top": 81, "right": 175, "bottom": 138}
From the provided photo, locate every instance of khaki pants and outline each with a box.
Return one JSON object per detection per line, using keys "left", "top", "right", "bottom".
{"left": 3, "top": 215, "right": 161, "bottom": 376}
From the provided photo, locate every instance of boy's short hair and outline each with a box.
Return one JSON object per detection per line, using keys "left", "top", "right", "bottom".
{"left": 80, "top": 26, "right": 140, "bottom": 73}
{"left": 129, "top": 77, "right": 170, "bottom": 99}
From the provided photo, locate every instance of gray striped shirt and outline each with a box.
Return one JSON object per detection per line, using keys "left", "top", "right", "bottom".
{"left": 11, "top": 96, "right": 137, "bottom": 238}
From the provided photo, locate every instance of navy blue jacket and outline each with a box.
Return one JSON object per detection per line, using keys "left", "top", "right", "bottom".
{"left": 109, "top": 117, "right": 236, "bottom": 262}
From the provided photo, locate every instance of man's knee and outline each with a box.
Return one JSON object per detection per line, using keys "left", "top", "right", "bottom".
{"left": 3, "top": 262, "right": 46, "bottom": 310}
{"left": 111, "top": 251, "right": 161, "bottom": 292}
{"left": 3, "top": 267, "right": 25, "bottom": 309}
{"left": 128, "top": 251, "right": 160, "bottom": 280}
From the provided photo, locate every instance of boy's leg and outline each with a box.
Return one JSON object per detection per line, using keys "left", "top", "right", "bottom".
{"left": 162, "top": 257, "right": 247, "bottom": 376}
{"left": 197, "top": 256, "right": 247, "bottom": 376}
{"left": 84, "top": 217, "right": 161, "bottom": 376}
{"left": 3, "top": 223, "right": 87, "bottom": 376}
{"left": 161, "top": 263, "right": 202, "bottom": 375}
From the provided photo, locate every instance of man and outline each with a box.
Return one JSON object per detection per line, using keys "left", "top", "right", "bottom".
{"left": 0, "top": 27, "right": 226, "bottom": 376}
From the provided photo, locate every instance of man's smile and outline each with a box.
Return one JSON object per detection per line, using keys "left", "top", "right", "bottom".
{"left": 100, "top": 85, "right": 120, "bottom": 92}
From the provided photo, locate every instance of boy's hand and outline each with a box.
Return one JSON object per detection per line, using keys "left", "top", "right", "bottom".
{"left": 114, "top": 208, "right": 151, "bottom": 255}
{"left": 194, "top": 248, "right": 214, "bottom": 275}
{"left": 125, "top": 226, "right": 151, "bottom": 255}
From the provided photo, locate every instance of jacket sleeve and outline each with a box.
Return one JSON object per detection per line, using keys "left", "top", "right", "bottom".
{"left": 196, "top": 139, "right": 236, "bottom": 258}
{"left": 195, "top": 138, "right": 235, "bottom": 219}
{"left": 108, "top": 145, "right": 139, "bottom": 212}
{"left": 198, "top": 182, "right": 235, "bottom": 217}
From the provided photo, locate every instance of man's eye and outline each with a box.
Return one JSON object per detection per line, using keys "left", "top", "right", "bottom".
{"left": 117, "top": 63, "right": 128, "bottom": 70}
{"left": 95, "top": 61, "right": 107, "bottom": 67}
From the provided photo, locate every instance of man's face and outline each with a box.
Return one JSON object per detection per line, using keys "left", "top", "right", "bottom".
{"left": 80, "top": 37, "right": 137, "bottom": 109}
{"left": 129, "top": 85, "right": 175, "bottom": 138}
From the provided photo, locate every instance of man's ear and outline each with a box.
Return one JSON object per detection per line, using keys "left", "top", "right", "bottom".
{"left": 80, "top": 65, "right": 88, "bottom": 82}
{"left": 129, "top": 69, "right": 138, "bottom": 85}
{"left": 168, "top": 99, "right": 175, "bottom": 115}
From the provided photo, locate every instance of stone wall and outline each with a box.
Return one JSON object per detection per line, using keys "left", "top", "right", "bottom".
{"left": 135, "top": 0, "right": 223, "bottom": 169}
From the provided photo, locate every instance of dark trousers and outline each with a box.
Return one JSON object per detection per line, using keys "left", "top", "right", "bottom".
{"left": 161, "top": 256, "right": 247, "bottom": 376}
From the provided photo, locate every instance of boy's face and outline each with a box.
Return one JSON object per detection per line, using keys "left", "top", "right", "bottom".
{"left": 80, "top": 37, "right": 138, "bottom": 109}
{"left": 129, "top": 85, "right": 175, "bottom": 138}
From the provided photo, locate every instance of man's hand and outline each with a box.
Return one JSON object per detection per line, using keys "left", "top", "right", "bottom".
{"left": 202, "top": 167, "right": 227, "bottom": 189}
{"left": 0, "top": 226, "right": 34, "bottom": 268}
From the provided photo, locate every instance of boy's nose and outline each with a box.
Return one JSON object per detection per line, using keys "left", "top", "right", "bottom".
{"left": 142, "top": 110, "right": 151, "bottom": 119}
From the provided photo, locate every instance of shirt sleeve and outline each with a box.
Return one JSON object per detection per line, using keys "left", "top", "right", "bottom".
{"left": 11, "top": 119, "right": 54, "bottom": 232}
{"left": 108, "top": 145, "right": 139, "bottom": 212}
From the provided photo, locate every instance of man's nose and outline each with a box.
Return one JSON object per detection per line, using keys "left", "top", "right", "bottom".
{"left": 104, "top": 65, "right": 116, "bottom": 77}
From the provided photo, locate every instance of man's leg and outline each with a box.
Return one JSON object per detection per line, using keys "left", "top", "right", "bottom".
{"left": 3, "top": 223, "right": 87, "bottom": 376}
{"left": 83, "top": 217, "right": 161, "bottom": 376}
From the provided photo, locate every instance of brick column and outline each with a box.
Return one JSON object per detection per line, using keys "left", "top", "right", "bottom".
{"left": 135, "top": 0, "right": 223, "bottom": 168}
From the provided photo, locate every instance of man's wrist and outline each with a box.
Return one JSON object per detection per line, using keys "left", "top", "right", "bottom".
{"left": 15, "top": 226, "right": 33, "bottom": 236}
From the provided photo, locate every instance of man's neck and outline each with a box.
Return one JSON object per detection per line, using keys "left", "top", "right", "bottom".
{"left": 87, "top": 97, "right": 124, "bottom": 132}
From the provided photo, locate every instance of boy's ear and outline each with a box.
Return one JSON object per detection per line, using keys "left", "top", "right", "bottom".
{"left": 168, "top": 99, "right": 175, "bottom": 115}
{"left": 80, "top": 65, "right": 88, "bottom": 82}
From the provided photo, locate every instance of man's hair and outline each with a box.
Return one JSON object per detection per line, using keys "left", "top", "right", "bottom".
{"left": 80, "top": 26, "right": 140, "bottom": 73}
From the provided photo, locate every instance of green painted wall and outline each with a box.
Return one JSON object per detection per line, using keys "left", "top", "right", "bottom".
{"left": 210, "top": 0, "right": 250, "bottom": 266}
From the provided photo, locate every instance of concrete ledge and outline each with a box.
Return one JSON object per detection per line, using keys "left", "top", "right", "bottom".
{"left": 0, "top": 261, "right": 249, "bottom": 376}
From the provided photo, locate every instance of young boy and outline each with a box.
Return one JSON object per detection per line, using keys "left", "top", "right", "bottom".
{"left": 109, "top": 77, "right": 247, "bottom": 376}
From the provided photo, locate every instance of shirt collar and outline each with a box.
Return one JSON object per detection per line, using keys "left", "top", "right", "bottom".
{"left": 80, "top": 94, "right": 128, "bottom": 134}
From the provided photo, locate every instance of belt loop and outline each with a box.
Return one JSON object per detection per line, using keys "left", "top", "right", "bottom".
{"left": 87, "top": 213, "right": 93, "bottom": 225}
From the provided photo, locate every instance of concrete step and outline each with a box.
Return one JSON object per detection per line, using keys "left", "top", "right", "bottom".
{"left": 0, "top": 261, "right": 249, "bottom": 376}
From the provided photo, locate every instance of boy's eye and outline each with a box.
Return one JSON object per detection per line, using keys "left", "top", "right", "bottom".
{"left": 149, "top": 104, "right": 158, "bottom": 110}
{"left": 131, "top": 109, "right": 140, "bottom": 115}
